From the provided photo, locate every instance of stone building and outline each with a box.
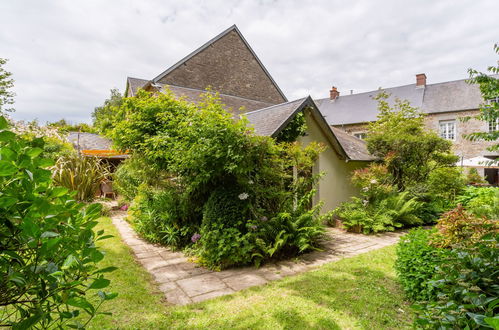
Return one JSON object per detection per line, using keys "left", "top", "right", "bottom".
{"left": 315, "top": 74, "right": 499, "bottom": 183}
{"left": 124, "top": 25, "right": 372, "bottom": 212}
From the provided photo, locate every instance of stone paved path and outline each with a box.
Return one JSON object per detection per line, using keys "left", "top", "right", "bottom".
{"left": 110, "top": 209, "right": 404, "bottom": 306}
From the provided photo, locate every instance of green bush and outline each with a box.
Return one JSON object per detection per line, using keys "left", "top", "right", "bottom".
{"left": 52, "top": 154, "right": 109, "bottom": 201}
{"left": 456, "top": 186, "right": 499, "bottom": 219}
{"left": 129, "top": 184, "right": 194, "bottom": 249}
{"left": 202, "top": 186, "right": 251, "bottom": 229}
{"left": 427, "top": 166, "right": 466, "bottom": 203}
{"left": 110, "top": 90, "right": 327, "bottom": 268}
{"left": 466, "top": 167, "right": 486, "bottom": 184}
{"left": 196, "top": 191, "right": 327, "bottom": 270}
{"left": 0, "top": 116, "right": 116, "bottom": 328}
{"left": 395, "top": 228, "right": 447, "bottom": 301}
{"left": 415, "top": 234, "right": 499, "bottom": 329}
{"left": 334, "top": 191, "right": 422, "bottom": 234}
{"left": 114, "top": 156, "right": 169, "bottom": 202}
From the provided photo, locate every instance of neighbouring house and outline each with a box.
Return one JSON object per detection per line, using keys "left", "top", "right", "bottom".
{"left": 315, "top": 74, "right": 499, "bottom": 185}
{"left": 124, "top": 25, "right": 372, "bottom": 212}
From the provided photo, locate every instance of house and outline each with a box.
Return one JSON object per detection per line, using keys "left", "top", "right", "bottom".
{"left": 124, "top": 25, "right": 372, "bottom": 212}
{"left": 315, "top": 74, "right": 499, "bottom": 184}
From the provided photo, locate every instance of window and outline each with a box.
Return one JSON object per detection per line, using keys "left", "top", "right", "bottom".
{"left": 489, "top": 118, "right": 499, "bottom": 133}
{"left": 353, "top": 132, "right": 367, "bottom": 140}
{"left": 439, "top": 120, "right": 456, "bottom": 140}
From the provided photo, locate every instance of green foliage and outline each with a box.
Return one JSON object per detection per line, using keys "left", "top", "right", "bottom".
{"left": 366, "top": 92, "right": 458, "bottom": 190}
{"left": 128, "top": 184, "right": 193, "bottom": 249}
{"left": 334, "top": 192, "right": 422, "bottom": 234}
{"left": 431, "top": 205, "right": 498, "bottom": 248}
{"left": 0, "top": 116, "right": 116, "bottom": 328}
{"left": 196, "top": 191, "right": 327, "bottom": 270}
{"left": 111, "top": 89, "right": 326, "bottom": 268}
{"left": 457, "top": 186, "right": 499, "bottom": 219}
{"left": 395, "top": 228, "right": 447, "bottom": 301}
{"left": 47, "top": 118, "right": 96, "bottom": 134}
{"left": 465, "top": 44, "right": 499, "bottom": 152}
{"left": 467, "top": 167, "right": 486, "bottom": 184}
{"left": 0, "top": 58, "right": 15, "bottom": 113}
{"left": 427, "top": 167, "right": 466, "bottom": 202}
{"left": 414, "top": 234, "right": 499, "bottom": 329}
{"left": 92, "top": 89, "right": 123, "bottom": 135}
{"left": 52, "top": 154, "right": 110, "bottom": 201}
{"left": 275, "top": 111, "right": 307, "bottom": 142}
{"left": 113, "top": 156, "right": 169, "bottom": 202}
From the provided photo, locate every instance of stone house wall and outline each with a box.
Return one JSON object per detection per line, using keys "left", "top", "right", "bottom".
{"left": 333, "top": 109, "right": 497, "bottom": 161}
{"left": 158, "top": 30, "right": 286, "bottom": 104}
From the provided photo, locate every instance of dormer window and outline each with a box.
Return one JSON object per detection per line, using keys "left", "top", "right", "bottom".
{"left": 439, "top": 120, "right": 456, "bottom": 140}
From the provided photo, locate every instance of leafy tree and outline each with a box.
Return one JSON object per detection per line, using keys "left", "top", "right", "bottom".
{"left": 465, "top": 44, "right": 499, "bottom": 152}
{"left": 47, "top": 119, "right": 96, "bottom": 134}
{"left": 0, "top": 116, "right": 116, "bottom": 328}
{"left": 0, "top": 58, "right": 15, "bottom": 113}
{"left": 92, "top": 89, "right": 123, "bottom": 135}
{"left": 366, "top": 92, "right": 458, "bottom": 189}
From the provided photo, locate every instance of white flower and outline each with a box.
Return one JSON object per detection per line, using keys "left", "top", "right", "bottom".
{"left": 248, "top": 180, "right": 254, "bottom": 185}
{"left": 362, "top": 187, "right": 369, "bottom": 192}
{"left": 362, "top": 199, "right": 369, "bottom": 206}
{"left": 370, "top": 179, "right": 378, "bottom": 184}
{"left": 238, "top": 192, "right": 249, "bottom": 200}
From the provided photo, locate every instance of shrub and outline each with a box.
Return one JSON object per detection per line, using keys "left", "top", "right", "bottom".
{"left": 0, "top": 116, "right": 116, "bottom": 328}
{"left": 430, "top": 205, "right": 498, "bottom": 248}
{"left": 415, "top": 234, "right": 499, "bottom": 329}
{"left": 196, "top": 191, "right": 327, "bottom": 270}
{"left": 395, "top": 228, "right": 448, "bottom": 301}
{"left": 334, "top": 191, "right": 422, "bottom": 234}
{"left": 110, "top": 90, "right": 327, "bottom": 268}
{"left": 456, "top": 186, "right": 499, "bottom": 219}
{"left": 427, "top": 166, "right": 466, "bottom": 203}
{"left": 52, "top": 154, "right": 109, "bottom": 201}
{"left": 129, "top": 184, "right": 194, "bottom": 249}
{"left": 466, "top": 167, "right": 486, "bottom": 184}
{"left": 114, "top": 156, "right": 169, "bottom": 202}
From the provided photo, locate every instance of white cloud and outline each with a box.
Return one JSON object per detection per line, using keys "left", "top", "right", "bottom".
{"left": 0, "top": 0, "right": 497, "bottom": 123}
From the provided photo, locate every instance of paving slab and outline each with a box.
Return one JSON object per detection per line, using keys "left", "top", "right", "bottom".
{"left": 177, "top": 274, "right": 227, "bottom": 297}
{"left": 108, "top": 205, "right": 405, "bottom": 306}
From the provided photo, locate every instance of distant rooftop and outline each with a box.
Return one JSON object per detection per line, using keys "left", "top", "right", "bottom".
{"left": 315, "top": 75, "right": 495, "bottom": 126}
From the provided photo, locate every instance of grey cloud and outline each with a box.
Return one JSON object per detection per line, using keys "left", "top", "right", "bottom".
{"left": 0, "top": 0, "right": 497, "bottom": 123}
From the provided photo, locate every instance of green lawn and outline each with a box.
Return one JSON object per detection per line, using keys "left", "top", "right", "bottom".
{"left": 88, "top": 216, "right": 413, "bottom": 329}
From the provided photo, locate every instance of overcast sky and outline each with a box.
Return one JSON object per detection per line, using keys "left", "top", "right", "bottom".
{"left": 1, "top": 0, "right": 498, "bottom": 124}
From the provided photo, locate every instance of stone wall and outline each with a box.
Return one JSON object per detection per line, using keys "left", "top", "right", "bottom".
{"left": 333, "top": 109, "right": 497, "bottom": 159}
{"left": 158, "top": 30, "right": 286, "bottom": 104}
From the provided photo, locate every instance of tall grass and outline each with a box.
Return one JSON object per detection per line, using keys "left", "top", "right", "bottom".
{"left": 52, "top": 154, "right": 109, "bottom": 201}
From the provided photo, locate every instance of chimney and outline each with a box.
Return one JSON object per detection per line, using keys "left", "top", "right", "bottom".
{"left": 330, "top": 86, "right": 340, "bottom": 100}
{"left": 416, "top": 73, "right": 426, "bottom": 88}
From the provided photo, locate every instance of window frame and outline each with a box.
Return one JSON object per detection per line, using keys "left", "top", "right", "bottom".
{"left": 439, "top": 120, "right": 456, "bottom": 141}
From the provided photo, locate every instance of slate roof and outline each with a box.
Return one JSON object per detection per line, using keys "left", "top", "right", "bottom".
{"left": 67, "top": 132, "right": 113, "bottom": 150}
{"left": 126, "top": 77, "right": 149, "bottom": 97}
{"left": 126, "top": 79, "right": 274, "bottom": 114}
{"left": 315, "top": 77, "right": 493, "bottom": 126}
{"left": 245, "top": 97, "right": 373, "bottom": 161}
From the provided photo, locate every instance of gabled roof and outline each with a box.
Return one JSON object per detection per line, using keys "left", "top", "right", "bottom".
{"left": 151, "top": 24, "right": 287, "bottom": 102}
{"left": 126, "top": 77, "right": 149, "bottom": 97}
{"left": 315, "top": 76, "right": 498, "bottom": 126}
{"left": 245, "top": 97, "right": 373, "bottom": 161}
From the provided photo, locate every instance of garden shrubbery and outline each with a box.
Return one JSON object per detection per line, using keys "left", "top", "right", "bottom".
{"left": 0, "top": 116, "right": 116, "bottom": 328}
{"left": 112, "top": 90, "right": 327, "bottom": 269}
{"left": 333, "top": 92, "right": 463, "bottom": 233}
{"left": 396, "top": 193, "right": 498, "bottom": 329}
